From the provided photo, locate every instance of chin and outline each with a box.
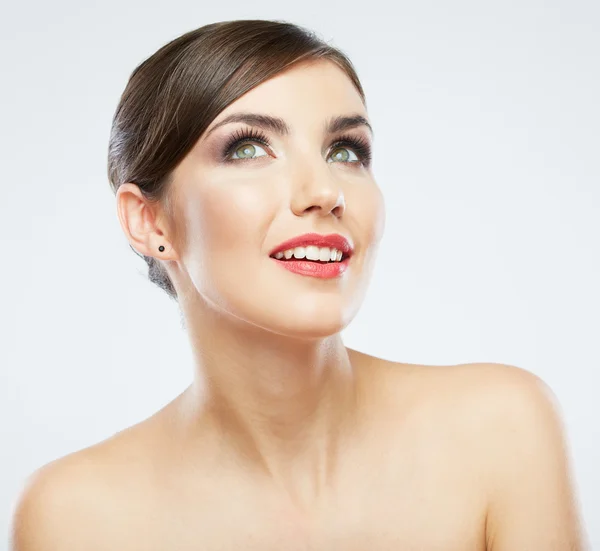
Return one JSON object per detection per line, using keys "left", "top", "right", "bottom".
{"left": 245, "top": 299, "right": 359, "bottom": 340}
{"left": 257, "top": 318, "right": 349, "bottom": 341}
{"left": 208, "top": 280, "right": 365, "bottom": 339}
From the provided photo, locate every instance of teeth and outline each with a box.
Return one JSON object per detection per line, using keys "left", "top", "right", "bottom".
{"left": 293, "top": 246, "right": 306, "bottom": 259}
{"left": 273, "top": 246, "right": 345, "bottom": 262}
{"left": 305, "top": 246, "right": 321, "bottom": 261}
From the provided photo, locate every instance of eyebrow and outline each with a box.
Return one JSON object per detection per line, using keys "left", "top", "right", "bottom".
{"left": 204, "top": 112, "right": 374, "bottom": 140}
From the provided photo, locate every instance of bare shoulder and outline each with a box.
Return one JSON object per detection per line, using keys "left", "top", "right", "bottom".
{"left": 10, "top": 449, "right": 105, "bottom": 550}
{"left": 9, "top": 428, "right": 156, "bottom": 551}
{"left": 352, "top": 348, "right": 554, "bottom": 414}
{"left": 407, "top": 361, "right": 568, "bottom": 452}
{"left": 439, "top": 361, "right": 559, "bottom": 413}
{"left": 368, "top": 355, "right": 562, "bottom": 422}
{"left": 367, "top": 355, "right": 589, "bottom": 549}
{"left": 373, "top": 357, "right": 569, "bottom": 456}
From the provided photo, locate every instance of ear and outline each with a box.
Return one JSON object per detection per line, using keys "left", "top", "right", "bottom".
{"left": 115, "top": 183, "right": 176, "bottom": 260}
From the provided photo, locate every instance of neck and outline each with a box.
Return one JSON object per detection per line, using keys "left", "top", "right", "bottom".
{"left": 175, "top": 297, "right": 365, "bottom": 504}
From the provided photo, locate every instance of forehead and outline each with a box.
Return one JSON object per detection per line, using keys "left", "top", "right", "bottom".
{"left": 218, "top": 59, "right": 366, "bottom": 122}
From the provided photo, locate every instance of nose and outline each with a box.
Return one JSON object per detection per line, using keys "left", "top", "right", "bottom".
{"left": 290, "top": 167, "right": 346, "bottom": 219}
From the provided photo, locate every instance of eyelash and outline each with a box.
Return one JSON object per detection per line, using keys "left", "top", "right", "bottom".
{"left": 220, "top": 127, "right": 372, "bottom": 167}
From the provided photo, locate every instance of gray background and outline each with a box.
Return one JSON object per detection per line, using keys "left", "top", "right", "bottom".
{"left": 1, "top": 0, "right": 598, "bottom": 546}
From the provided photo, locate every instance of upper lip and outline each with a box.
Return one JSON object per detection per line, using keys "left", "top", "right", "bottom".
{"left": 269, "top": 233, "right": 354, "bottom": 257}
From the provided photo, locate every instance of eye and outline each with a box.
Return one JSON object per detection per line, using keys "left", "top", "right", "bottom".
{"left": 221, "top": 127, "right": 272, "bottom": 163}
{"left": 220, "top": 127, "right": 372, "bottom": 168}
{"left": 327, "top": 134, "right": 372, "bottom": 167}
{"left": 230, "top": 142, "right": 268, "bottom": 161}
{"left": 328, "top": 146, "right": 360, "bottom": 164}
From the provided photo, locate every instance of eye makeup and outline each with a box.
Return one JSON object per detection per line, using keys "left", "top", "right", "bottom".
{"left": 220, "top": 127, "right": 271, "bottom": 162}
{"left": 329, "top": 133, "right": 372, "bottom": 167}
{"left": 218, "top": 125, "right": 373, "bottom": 168}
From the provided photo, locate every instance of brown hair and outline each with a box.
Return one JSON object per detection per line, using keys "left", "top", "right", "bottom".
{"left": 107, "top": 19, "right": 366, "bottom": 302}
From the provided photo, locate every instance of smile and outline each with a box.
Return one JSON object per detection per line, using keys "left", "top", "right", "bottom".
{"left": 268, "top": 232, "right": 354, "bottom": 279}
{"left": 273, "top": 246, "right": 344, "bottom": 263}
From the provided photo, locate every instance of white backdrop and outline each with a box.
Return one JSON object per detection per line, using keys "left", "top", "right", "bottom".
{"left": 1, "top": 0, "right": 598, "bottom": 547}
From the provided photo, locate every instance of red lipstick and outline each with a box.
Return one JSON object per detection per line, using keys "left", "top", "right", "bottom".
{"left": 269, "top": 233, "right": 353, "bottom": 279}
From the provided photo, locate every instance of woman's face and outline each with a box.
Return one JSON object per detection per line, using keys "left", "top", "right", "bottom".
{"left": 169, "top": 59, "right": 385, "bottom": 338}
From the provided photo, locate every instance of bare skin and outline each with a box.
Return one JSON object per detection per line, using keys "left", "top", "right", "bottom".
{"left": 10, "top": 59, "right": 588, "bottom": 549}
{"left": 11, "top": 353, "right": 587, "bottom": 550}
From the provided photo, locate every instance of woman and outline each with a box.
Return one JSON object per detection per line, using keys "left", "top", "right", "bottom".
{"left": 11, "top": 19, "right": 588, "bottom": 550}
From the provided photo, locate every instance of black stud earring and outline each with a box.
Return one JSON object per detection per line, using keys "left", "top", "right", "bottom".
{"left": 158, "top": 245, "right": 165, "bottom": 252}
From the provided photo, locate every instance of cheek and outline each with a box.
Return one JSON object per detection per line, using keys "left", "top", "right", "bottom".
{"left": 352, "top": 182, "right": 386, "bottom": 246}
{"left": 373, "top": 187, "right": 386, "bottom": 242}
{"left": 182, "top": 180, "right": 277, "bottom": 256}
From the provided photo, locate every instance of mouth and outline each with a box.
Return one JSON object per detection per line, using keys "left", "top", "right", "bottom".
{"left": 269, "top": 245, "right": 351, "bottom": 264}
{"left": 268, "top": 233, "right": 354, "bottom": 279}
{"left": 268, "top": 233, "right": 354, "bottom": 262}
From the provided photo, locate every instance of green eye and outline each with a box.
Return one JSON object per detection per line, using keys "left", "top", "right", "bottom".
{"left": 328, "top": 147, "right": 359, "bottom": 163}
{"left": 231, "top": 143, "right": 268, "bottom": 160}
{"left": 222, "top": 129, "right": 372, "bottom": 168}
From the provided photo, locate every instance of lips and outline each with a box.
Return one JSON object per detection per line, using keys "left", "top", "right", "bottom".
{"left": 269, "top": 233, "right": 353, "bottom": 258}
{"left": 272, "top": 256, "right": 350, "bottom": 279}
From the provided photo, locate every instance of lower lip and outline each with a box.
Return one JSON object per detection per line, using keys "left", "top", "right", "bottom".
{"left": 271, "top": 257, "right": 350, "bottom": 279}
